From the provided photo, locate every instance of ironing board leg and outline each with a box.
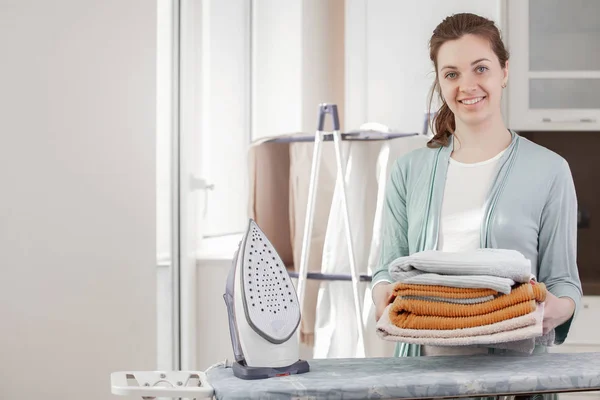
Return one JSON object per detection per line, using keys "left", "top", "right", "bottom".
{"left": 296, "top": 130, "right": 324, "bottom": 317}
{"left": 332, "top": 129, "right": 366, "bottom": 357}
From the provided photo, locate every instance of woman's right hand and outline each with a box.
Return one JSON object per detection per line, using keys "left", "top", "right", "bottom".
{"left": 372, "top": 282, "right": 396, "bottom": 322}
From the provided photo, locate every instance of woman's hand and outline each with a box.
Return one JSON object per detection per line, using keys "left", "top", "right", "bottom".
{"left": 542, "top": 291, "right": 575, "bottom": 334}
{"left": 372, "top": 282, "right": 396, "bottom": 322}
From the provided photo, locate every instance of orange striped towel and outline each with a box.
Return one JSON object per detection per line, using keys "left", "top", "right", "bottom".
{"left": 393, "top": 283, "right": 498, "bottom": 299}
{"left": 389, "top": 282, "right": 546, "bottom": 330}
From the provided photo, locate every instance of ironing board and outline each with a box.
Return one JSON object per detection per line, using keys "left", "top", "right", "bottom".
{"left": 207, "top": 352, "right": 600, "bottom": 399}
{"left": 111, "top": 352, "right": 600, "bottom": 399}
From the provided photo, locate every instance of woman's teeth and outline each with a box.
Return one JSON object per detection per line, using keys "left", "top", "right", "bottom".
{"left": 460, "top": 97, "right": 484, "bottom": 105}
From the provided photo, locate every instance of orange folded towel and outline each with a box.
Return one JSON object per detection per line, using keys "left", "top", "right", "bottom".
{"left": 389, "top": 282, "right": 547, "bottom": 330}
{"left": 393, "top": 283, "right": 498, "bottom": 299}
{"left": 391, "top": 282, "right": 546, "bottom": 317}
{"left": 390, "top": 301, "right": 537, "bottom": 330}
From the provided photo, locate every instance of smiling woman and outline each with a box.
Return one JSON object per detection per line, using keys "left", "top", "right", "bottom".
{"left": 371, "top": 13, "right": 582, "bottom": 400}
{"left": 427, "top": 14, "right": 511, "bottom": 162}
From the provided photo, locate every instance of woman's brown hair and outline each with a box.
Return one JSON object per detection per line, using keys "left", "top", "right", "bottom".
{"left": 426, "top": 13, "right": 509, "bottom": 148}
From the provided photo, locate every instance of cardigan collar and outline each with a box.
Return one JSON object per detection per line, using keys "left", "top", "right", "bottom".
{"left": 418, "top": 129, "right": 521, "bottom": 251}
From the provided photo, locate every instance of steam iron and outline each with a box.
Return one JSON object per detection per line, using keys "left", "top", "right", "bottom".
{"left": 223, "top": 219, "right": 310, "bottom": 380}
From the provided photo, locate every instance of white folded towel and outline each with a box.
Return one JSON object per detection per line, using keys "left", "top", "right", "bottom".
{"left": 389, "top": 249, "right": 533, "bottom": 290}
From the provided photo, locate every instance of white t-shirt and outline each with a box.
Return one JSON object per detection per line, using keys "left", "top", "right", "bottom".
{"left": 424, "top": 149, "right": 506, "bottom": 356}
{"left": 437, "top": 149, "right": 506, "bottom": 252}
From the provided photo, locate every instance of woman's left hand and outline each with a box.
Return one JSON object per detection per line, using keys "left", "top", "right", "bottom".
{"left": 542, "top": 291, "right": 575, "bottom": 334}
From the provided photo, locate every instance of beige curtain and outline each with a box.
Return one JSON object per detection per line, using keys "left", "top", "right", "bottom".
{"left": 247, "top": 140, "right": 294, "bottom": 268}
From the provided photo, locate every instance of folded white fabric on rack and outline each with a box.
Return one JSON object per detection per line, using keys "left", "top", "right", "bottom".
{"left": 389, "top": 248, "right": 533, "bottom": 286}
{"left": 314, "top": 134, "right": 430, "bottom": 359}
{"left": 314, "top": 140, "right": 379, "bottom": 359}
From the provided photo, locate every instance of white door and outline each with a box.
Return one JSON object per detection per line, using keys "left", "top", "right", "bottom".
{"left": 156, "top": 0, "right": 252, "bottom": 372}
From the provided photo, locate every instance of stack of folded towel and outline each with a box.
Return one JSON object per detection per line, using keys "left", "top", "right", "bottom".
{"left": 375, "top": 249, "right": 554, "bottom": 353}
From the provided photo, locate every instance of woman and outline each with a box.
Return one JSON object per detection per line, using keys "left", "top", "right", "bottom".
{"left": 372, "top": 12, "right": 582, "bottom": 359}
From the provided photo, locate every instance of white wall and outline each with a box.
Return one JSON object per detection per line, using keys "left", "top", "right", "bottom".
{"left": 252, "top": 0, "right": 303, "bottom": 138}
{"left": 345, "top": 0, "right": 503, "bottom": 132}
{"left": 252, "top": 0, "right": 345, "bottom": 139}
{"left": 0, "top": 1, "right": 157, "bottom": 399}
{"left": 301, "top": 0, "right": 346, "bottom": 132}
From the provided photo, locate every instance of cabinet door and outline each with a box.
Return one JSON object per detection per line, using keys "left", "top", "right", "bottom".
{"left": 507, "top": 0, "right": 600, "bottom": 131}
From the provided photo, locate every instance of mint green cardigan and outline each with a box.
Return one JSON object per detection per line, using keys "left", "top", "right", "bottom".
{"left": 373, "top": 130, "right": 582, "bottom": 354}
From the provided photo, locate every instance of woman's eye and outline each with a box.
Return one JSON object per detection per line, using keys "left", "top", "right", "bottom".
{"left": 476, "top": 66, "right": 488, "bottom": 73}
{"left": 445, "top": 72, "right": 457, "bottom": 79}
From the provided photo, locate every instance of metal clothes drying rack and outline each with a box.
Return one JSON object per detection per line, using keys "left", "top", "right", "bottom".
{"left": 289, "top": 103, "right": 419, "bottom": 355}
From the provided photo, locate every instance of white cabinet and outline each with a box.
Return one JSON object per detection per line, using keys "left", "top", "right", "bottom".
{"left": 506, "top": 0, "right": 600, "bottom": 131}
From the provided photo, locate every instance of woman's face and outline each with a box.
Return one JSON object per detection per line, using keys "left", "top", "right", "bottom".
{"left": 436, "top": 34, "right": 508, "bottom": 129}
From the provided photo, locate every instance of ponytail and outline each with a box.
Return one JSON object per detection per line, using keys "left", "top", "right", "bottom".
{"left": 426, "top": 80, "right": 455, "bottom": 148}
